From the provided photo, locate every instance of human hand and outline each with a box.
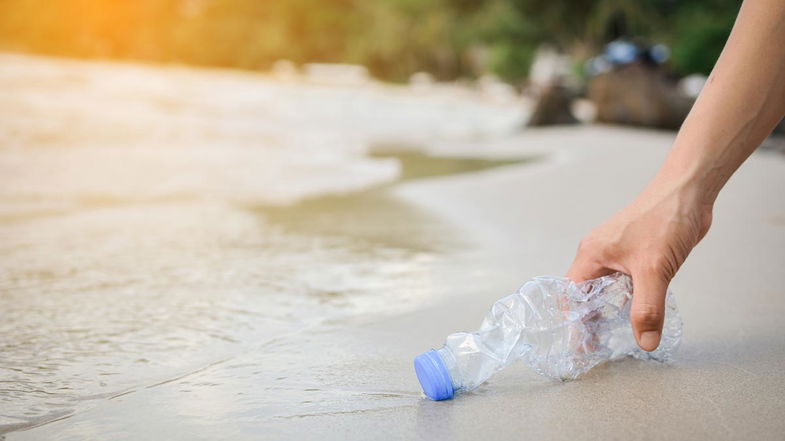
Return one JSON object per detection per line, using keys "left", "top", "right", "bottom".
{"left": 567, "top": 181, "right": 713, "bottom": 351}
{"left": 569, "top": 0, "right": 785, "bottom": 352}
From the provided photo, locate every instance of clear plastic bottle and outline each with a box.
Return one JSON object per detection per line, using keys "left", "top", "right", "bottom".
{"left": 414, "top": 273, "right": 682, "bottom": 400}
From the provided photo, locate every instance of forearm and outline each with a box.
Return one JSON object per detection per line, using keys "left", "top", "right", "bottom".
{"left": 653, "top": 0, "right": 785, "bottom": 206}
{"left": 569, "top": 0, "right": 785, "bottom": 350}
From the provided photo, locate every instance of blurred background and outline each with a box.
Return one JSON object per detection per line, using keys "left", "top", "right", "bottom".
{"left": 0, "top": 0, "right": 762, "bottom": 129}
{"left": 1, "top": 1, "right": 784, "bottom": 439}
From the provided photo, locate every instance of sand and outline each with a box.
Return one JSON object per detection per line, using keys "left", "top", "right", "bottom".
{"left": 8, "top": 125, "right": 785, "bottom": 440}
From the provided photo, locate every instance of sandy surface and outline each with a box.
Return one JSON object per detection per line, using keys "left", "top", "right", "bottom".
{"left": 8, "top": 125, "right": 785, "bottom": 440}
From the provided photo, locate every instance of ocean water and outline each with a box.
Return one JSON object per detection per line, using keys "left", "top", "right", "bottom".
{"left": 0, "top": 54, "right": 527, "bottom": 435}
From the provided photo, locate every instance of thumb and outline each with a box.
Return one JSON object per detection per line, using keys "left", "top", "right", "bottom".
{"left": 630, "top": 269, "right": 669, "bottom": 351}
{"left": 566, "top": 257, "right": 613, "bottom": 283}
{"left": 566, "top": 242, "right": 617, "bottom": 282}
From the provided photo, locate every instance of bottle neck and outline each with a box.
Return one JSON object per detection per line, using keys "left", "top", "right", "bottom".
{"left": 436, "top": 346, "right": 463, "bottom": 391}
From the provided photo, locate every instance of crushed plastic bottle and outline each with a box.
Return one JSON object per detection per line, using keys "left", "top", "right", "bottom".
{"left": 414, "top": 273, "right": 682, "bottom": 400}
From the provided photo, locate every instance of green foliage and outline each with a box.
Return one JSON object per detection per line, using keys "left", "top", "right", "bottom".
{"left": 0, "top": 0, "right": 743, "bottom": 81}
{"left": 488, "top": 43, "right": 536, "bottom": 83}
{"left": 668, "top": 7, "right": 737, "bottom": 75}
{"left": 347, "top": 0, "right": 465, "bottom": 81}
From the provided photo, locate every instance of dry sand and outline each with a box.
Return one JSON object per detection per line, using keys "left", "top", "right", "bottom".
{"left": 9, "top": 125, "right": 785, "bottom": 440}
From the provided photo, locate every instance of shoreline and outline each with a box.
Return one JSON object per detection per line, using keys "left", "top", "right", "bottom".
{"left": 11, "top": 125, "right": 785, "bottom": 440}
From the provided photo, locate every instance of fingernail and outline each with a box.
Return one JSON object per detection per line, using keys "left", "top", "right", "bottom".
{"left": 639, "top": 331, "right": 660, "bottom": 351}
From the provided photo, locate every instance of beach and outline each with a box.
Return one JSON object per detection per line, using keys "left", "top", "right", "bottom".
{"left": 2, "top": 55, "right": 785, "bottom": 440}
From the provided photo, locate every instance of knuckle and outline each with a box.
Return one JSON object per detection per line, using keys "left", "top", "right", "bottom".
{"left": 577, "top": 237, "right": 593, "bottom": 252}
{"left": 577, "top": 236, "right": 614, "bottom": 264}
{"left": 639, "top": 255, "right": 672, "bottom": 278}
{"left": 631, "top": 304, "right": 663, "bottom": 328}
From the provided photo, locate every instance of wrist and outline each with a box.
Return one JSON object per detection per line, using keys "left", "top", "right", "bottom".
{"left": 636, "top": 158, "right": 715, "bottom": 215}
{"left": 652, "top": 141, "right": 727, "bottom": 208}
{"left": 633, "top": 165, "right": 715, "bottom": 242}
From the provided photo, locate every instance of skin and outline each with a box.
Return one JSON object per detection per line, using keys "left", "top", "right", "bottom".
{"left": 567, "top": 0, "right": 785, "bottom": 351}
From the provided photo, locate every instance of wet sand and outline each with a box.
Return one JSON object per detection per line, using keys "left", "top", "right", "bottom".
{"left": 9, "top": 125, "right": 785, "bottom": 440}
{"left": 0, "top": 53, "right": 528, "bottom": 437}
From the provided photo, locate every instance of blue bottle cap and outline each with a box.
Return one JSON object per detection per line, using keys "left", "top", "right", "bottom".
{"left": 414, "top": 349, "right": 454, "bottom": 401}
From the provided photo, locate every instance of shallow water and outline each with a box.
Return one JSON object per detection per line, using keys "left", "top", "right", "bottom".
{"left": 0, "top": 54, "right": 528, "bottom": 435}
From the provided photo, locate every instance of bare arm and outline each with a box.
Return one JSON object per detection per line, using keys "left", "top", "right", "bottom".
{"left": 568, "top": 0, "right": 785, "bottom": 351}
{"left": 661, "top": 0, "right": 785, "bottom": 202}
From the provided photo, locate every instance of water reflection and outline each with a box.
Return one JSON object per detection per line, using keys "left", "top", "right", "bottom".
{"left": 262, "top": 150, "right": 527, "bottom": 252}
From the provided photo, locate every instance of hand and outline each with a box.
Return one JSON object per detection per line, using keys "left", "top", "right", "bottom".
{"left": 570, "top": 0, "right": 785, "bottom": 352}
{"left": 567, "top": 182, "right": 713, "bottom": 351}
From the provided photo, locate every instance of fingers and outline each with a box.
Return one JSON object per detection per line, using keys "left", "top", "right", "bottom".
{"left": 566, "top": 259, "right": 610, "bottom": 283}
{"left": 566, "top": 241, "right": 617, "bottom": 282}
{"left": 569, "top": 235, "right": 671, "bottom": 352}
{"left": 629, "top": 269, "right": 669, "bottom": 351}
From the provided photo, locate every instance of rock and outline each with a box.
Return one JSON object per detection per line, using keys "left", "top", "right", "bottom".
{"left": 527, "top": 84, "right": 578, "bottom": 126}
{"left": 589, "top": 63, "right": 692, "bottom": 129}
